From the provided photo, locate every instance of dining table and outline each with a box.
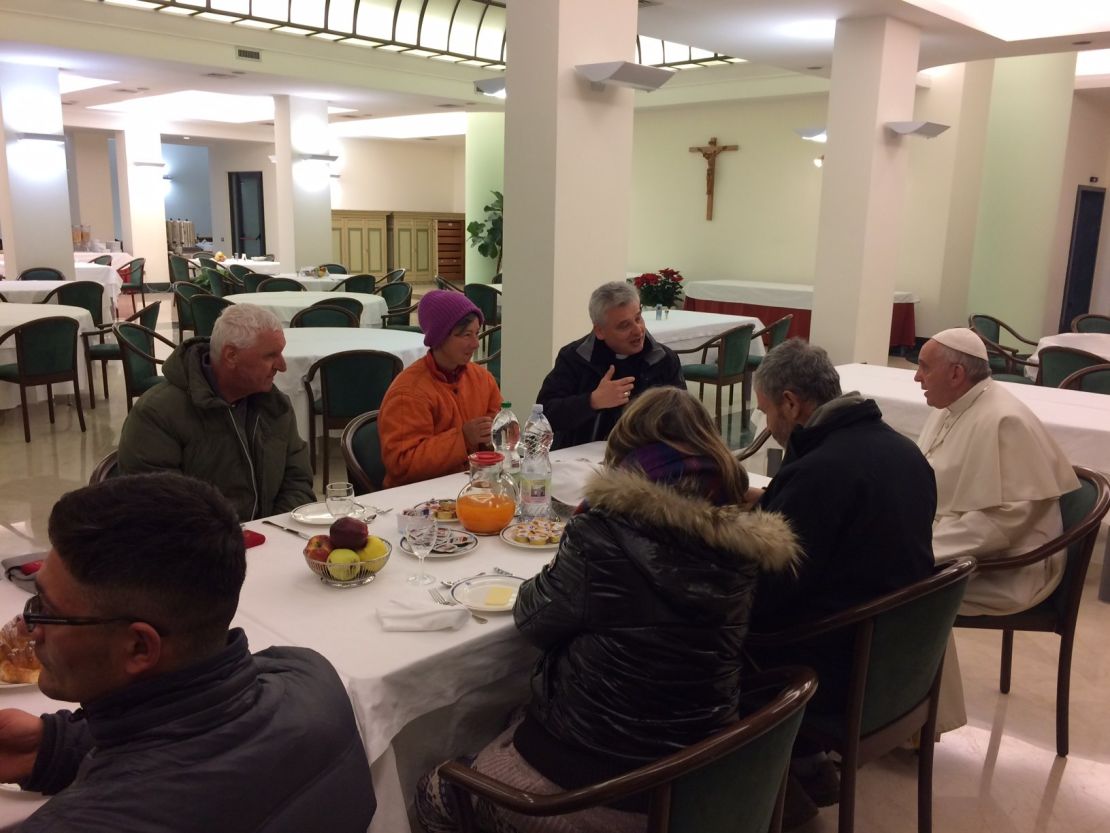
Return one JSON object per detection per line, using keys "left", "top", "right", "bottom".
{"left": 0, "top": 304, "right": 95, "bottom": 411}
{"left": 227, "top": 291, "right": 387, "bottom": 329}
{"left": 0, "top": 281, "right": 113, "bottom": 324}
{"left": 644, "top": 309, "right": 766, "bottom": 364}
{"left": 1025, "top": 332, "right": 1110, "bottom": 380}
{"left": 276, "top": 327, "right": 428, "bottom": 440}
{"left": 189, "top": 257, "right": 283, "bottom": 276}
{"left": 73, "top": 251, "right": 132, "bottom": 271}
{"left": 0, "top": 262, "right": 120, "bottom": 308}
{"left": 276, "top": 273, "right": 349, "bottom": 291}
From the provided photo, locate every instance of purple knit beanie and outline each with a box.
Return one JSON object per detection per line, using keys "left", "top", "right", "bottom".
{"left": 418, "top": 290, "right": 484, "bottom": 348}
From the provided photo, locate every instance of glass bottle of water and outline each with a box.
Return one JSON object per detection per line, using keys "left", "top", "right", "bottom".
{"left": 491, "top": 402, "right": 521, "bottom": 490}
{"left": 520, "top": 404, "right": 554, "bottom": 518}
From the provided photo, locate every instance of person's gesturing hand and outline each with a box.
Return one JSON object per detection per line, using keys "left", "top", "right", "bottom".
{"left": 589, "top": 365, "right": 636, "bottom": 410}
{"left": 0, "top": 709, "right": 43, "bottom": 785}
{"left": 462, "top": 416, "right": 493, "bottom": 451}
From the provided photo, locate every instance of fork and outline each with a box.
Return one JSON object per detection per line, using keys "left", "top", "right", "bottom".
{"left": 429, "top": 588, "right": 487, "bottom": 624}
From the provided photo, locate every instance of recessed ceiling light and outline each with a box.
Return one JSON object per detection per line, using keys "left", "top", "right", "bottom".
{"left": 58, "top": 72, "right": 118, "bottom": 94}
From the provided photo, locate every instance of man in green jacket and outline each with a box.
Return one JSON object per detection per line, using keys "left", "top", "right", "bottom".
{"left": 118, "top": 303, "right": 315, "bottom": 521}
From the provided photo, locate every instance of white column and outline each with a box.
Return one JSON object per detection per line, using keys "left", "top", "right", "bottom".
{"left": 0, "top": 64, "right": 74, "bottom": 279}
{"left": 465, "top": 112, "right": 505, "bottom": 284}
{"left": 810, "top": 17, "right": 921, "bottom": 364}
{"left": 273, "top": 96, "right": 333, "bottom": 272}
{"left": 115, "top": 125, "right": 170, "bottom": 286}
{"left": 501, "top": 0, "right": 638, "bottom": 410}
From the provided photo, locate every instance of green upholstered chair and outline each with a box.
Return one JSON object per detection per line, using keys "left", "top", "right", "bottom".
{"left": 475, "top": 325, "right": 501, "bottom": 385}
{"left": 491, "top": 272, "right": 502, "bottom": 285}
{"left": 1037, "top": 346, "right": 1106, "bottom": 388}
{"left": 435, "top": 275, "right": 464, "bottom": 292}
{"left": 168, "top": 254, "right": 192, "bottom": 283}
{"left": 40, "top": 281, "right": 105, "bottom": 329}
{"left": 969, "top": 313, "right": 1038, "bottom": 375}
{"left": 291, "top": 305, "right": 359, "bottom": 328}
{"left": 382, "top": 268, "right": 406, "bottom": 285}
{"left": 675, "top": 323, "right": 756, "bottom": 428}
{"left": 90, "top": 254, "right": 113, "bottom": 266}
{"left": 242, "top": 272, "right": 270, "bottom": 293}
{"left": 331, "top": 274, "right": 377, "bottom": 294}
{"left": 302, "top": 350, "right": 402, "bottom": 485}
{"left": 0, "top": 291, "right": 7, "bottom": 302}
{"left": 320, "top": 263, "right": 348, "bottom": 274}
{"left": 313, "top": 296, "right": 363, "bottom": 322}
{"left": 113, "top": 320, "right": 175, "bottom": 411}
{"left": 89, "top": 449, "right": 120, "bottom": 484}
{"left": 747, "top": 557, "right": 976, "bottom": 833}
{"left": 118, "top": 257, "right": 147, "bottom": 314}
{"left": 18, "top": 267, "right": 66, "bottom": 281}
{"left": 1070, "top": 313, "right": 1110, "bottom": 334}
{"left": 202, "top": 267, "right": 228, "bottom": 298}
{"left": 464, "top": 283, "right": 500, "bottom": 326}
{"left": 257, "top": 276, "right": 306, "bottom": 292}
{"left": 81, "top": 301, "right": 161, "bottom": 408}
{"left": 956, "top": 466, "right": 1110, "bottom": 757}
{"left": 0, "top": 315, "right": 86, "bottom": 443}
{"left": 741, "top": 314, "right": 793, "bottom": 429}
{"left": 341, "top": 410, "right": 385, "bottom": 494}
{"left": 438, "top": 666, "right": 816, "bottom": 833}
{"left": 227, "top": 263, "right": 253, "bottom": 280}
{"left": 191, "top": 295, "right": 233, "bottom": 339}
{"left": 1059, "top": 363, "right": 1110, "bottom": 394}
{"left": 379, "top": 282, "right": 413, "bottom": 326}
{"left": 382, "top": 304, "right": 421, "bottom": 332}
{"left": 196, "top": 257, "right": 220, "bottom": 272}
{"left": 172, "top": 283, "right": 209, "bottom": 341}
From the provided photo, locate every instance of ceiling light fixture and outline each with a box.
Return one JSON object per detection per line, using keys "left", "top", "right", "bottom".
{"left": 885, "top": 121, "right": 950, "bottom": 138}
{"left": 574, "top": 61, "right": 674, "bottom": 91}
{"left": 296, "top": 152, "right": 339, "bottom": 163}
{"left": 18, "top": 132, "right": 66, "bottom": 144}
{"left": 474, "top": 77, "right": 506, "bottom": 98}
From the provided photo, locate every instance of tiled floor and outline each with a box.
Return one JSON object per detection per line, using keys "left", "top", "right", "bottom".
{"left": 1, "top": 299, "right": 1108, "bottom": 832}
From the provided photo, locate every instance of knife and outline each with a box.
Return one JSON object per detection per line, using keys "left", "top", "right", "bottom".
{"left": 262, "top": 519, "right": 311, "bottom": 540}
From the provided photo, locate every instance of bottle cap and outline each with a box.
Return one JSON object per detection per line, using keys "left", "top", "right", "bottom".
{"left": 469, "top": 451, "right": 505, "bottom": 466}
{"left": 501, "top": 402, "right": 512, "bottom": 408}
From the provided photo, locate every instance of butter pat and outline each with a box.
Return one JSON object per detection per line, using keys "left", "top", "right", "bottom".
{"left": 484, "top": 585, "right": 514, "bottom": 607}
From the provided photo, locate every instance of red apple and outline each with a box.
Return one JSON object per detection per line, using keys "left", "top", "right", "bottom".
{"left": 329, "top": 516, "right": 369, "bottom": 550}
{"left": 303, "top": 534, "right": 333, "bottom": 563}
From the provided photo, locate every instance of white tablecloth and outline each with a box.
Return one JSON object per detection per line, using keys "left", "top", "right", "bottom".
{"left": 0, "top": 262, "right": 119, "bottom": 305}
{"left": 190, "top": 258, "right": 282, "bottom": 276}
{"left": 836, "top": 362, "right": 1110, "bottom": 474}
{"left": 277, "top": 327, "right": 427, "bottom": 440}
{"left": 73, "top": 251, "right": 133, "bottom": 271}
{"left": 0, "top": 304, "right": 94, "bottom": 411}
{"left": 276, "top": 274, "right": 348, "bottom": 292}
{"left": 0, "top": 282, "right": 112, "bottom": 324}
{"left": 228, "top": 291, "right": 387, "bottom": 329}
{"left": 684, "top": 280, "right": 920, "bottom": 308}
{"left": 1027, "top": 333, "right": 1110, "bottom": 380}
{"left": 645, "top": 309, "right": 766, "bottom": 364}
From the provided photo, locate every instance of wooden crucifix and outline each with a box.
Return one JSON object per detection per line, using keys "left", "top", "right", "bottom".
{"left": 689, "top": 137, "right": 738, "bottom": 221}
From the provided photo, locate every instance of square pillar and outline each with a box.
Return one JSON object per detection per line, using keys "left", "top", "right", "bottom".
{"left": 273, "top": 96, "right": 333, "bottom": 272}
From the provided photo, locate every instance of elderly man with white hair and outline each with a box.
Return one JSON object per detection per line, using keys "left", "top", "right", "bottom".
{"left": 119, "top": 303, "right": 315, "bottom": 521}
{"left": 914, "top": 327, "right": 1078, "bottom": 614}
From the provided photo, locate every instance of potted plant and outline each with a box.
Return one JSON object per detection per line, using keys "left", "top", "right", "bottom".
{"left": 466, "top": 191, "right": 503, "bottom": 272}
{"left": 632, "top": 267, "right": 684, "bottom": 308}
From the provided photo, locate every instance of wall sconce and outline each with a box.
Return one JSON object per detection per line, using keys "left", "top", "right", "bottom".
{"left": 574, "top": 62, "right": 674, "bottom": 92}
{"left": 813, "top": 155, "right": 824, "bottom": 169}
{"left": 133, "top": 160, "right": 167, "bottom": 168}
{"left": 885, "top": 121, "right": 950, "bottom": 138}
{"left": 18, "top": 132, "right": 66, "bottom": 144}
{"left": 794, "top": 127, "right": 827, "bottom": 143}
{"left": 295, "top": 152, "right": 339, "bottom": 163}
{"left": 475, "top": 77, "right": 507, "bottom": 99}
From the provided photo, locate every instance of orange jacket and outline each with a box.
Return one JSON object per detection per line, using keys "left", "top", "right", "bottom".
{"left": 379, "top": 352, "right": 502, "bottom": 487}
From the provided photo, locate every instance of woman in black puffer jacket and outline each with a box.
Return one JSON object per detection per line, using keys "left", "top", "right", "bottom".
{"left": 417, "top": 388, "right": 799, "bottom": 833}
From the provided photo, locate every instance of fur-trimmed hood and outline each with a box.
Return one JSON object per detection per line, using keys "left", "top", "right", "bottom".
{"left": 583, "top": 466, "right": 799, "bottom": 573}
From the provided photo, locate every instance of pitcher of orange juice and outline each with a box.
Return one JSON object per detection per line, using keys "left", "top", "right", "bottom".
{"left": 456, "top": 451, "right": 519, "bottom": 535}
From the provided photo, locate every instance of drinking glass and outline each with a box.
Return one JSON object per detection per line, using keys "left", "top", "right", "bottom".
{"left": 326, "top": 482, "right": 355, "bottom": 518}
{"left": 404, "top": 511, "right": 438, "bottom": 587}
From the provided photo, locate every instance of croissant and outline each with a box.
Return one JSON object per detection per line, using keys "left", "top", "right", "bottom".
{"left": 0, "top": 617, "right": 40, "bottom": 685}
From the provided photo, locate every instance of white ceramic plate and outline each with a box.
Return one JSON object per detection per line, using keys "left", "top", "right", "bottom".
{"left": 451, "top": 575, "right": 525, "bottom": 612}
{"left": 499, "top": 521, "right": 564, "bottom": 550}
{"left": 0, "top": 681, "right": 37, "bottom": 690}
{"left": 289, "top": 502, "right": 371, "bottom": 526}
{"left": 413, "top": 500, "right": 461, "bottom": 524}
{"left": 399, "top": 529, "right": 478, "bottom": 558}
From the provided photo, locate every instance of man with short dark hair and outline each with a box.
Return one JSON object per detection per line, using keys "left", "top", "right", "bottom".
{"left": 118, "top": 303, "right": 314, "bottom": 521}
{"left": 536, "top": 281, "right": 685, "bottom": 448}
{"left": 0, "top": 473, "right": 374, "bottom": 832}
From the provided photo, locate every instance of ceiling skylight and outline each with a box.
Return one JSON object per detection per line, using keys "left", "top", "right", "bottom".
{"left": 901, "top": 1, "right": 1110, "bottom": 42}
{"left": 330, "top": 112, "right": 467, "bottom": 139}
{"left": 90, "top": 90, "right": 357, "bottom": 123}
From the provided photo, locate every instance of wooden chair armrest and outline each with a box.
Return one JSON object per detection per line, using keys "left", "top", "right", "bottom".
{"left": 734, "top": 428, "right": 772, "bottom": 462}
{"left": 941, "top": 519, "right": 1089, "bottom": 572}
{"left": 670, "top": 331, "right": 724, "bottom": 357}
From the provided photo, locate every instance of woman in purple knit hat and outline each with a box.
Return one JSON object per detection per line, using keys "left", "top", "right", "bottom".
{"left": 378, "top": 290, "right": 502, "bottom": 487}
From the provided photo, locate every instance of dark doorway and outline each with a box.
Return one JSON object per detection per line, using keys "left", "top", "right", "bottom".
{"left": 1059, "top": 185, "right": 1104, "bottom": 332}
{"left": 229, "top": 171, "right": 265, "bottom": 258}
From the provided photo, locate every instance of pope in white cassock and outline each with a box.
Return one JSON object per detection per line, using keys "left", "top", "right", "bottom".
{"left": 914, "top": 328, "right": 1079, "bottom": 615}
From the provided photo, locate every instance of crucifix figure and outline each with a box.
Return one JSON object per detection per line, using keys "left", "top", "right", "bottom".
{"left": 689, "top": 136, "right": 738, "bottom": 221}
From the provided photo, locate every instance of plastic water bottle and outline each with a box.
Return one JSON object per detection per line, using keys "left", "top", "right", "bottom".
{"left": 520, "top": 404, "right": 554, "bottom": 518}
{"left": 491, "top": 402, "right": 521, "bottom": 489}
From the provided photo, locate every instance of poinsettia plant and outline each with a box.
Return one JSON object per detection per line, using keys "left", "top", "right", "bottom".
{"left": 632, "top": 267, "right": 684, "bottom": 308}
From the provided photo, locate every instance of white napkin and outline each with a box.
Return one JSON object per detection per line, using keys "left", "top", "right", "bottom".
{"left": 377, "top": 600, "right": 469, "bottom": 632}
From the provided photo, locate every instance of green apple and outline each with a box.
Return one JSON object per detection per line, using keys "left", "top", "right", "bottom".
{"left": 326, "top": 548, "right": 361, "bottom": 581}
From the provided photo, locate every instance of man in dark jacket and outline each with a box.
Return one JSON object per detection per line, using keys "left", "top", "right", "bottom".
{"left": 0, "top": 473, "right": 375, "bottom": 833}
{"left": 536, "top": 281, "right": 686, "bottom": 448}
{"left": 118, "top": 303, "right": 315, "bottom": 521}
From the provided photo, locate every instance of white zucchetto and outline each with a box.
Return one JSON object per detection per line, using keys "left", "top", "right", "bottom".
{"left": 930, "top": 328, "right": 988, "bottom": 362}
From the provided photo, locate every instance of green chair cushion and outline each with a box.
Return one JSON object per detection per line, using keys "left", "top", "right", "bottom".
{"left": 87, "top": 343, "right": 121, "bottom": 360}
{"left": 682, "top": 363, "right": 720, "bottom": 382}
{"left": 0, "top": 363, "right": 18, "bottom": 382}
{"left": 746, "top": 354, "right": 764, "bottom": 369}
{"left": 992, "top": 373, "right": 1033, "bottom": 384}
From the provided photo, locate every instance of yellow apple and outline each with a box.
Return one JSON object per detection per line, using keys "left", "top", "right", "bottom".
{"left": 326, "top": 548, "right": 360, "bottom": 581}
{"left": 357, "top": 537, "right": 390, "bottom": 573}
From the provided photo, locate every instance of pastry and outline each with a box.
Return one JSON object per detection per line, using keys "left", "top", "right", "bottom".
{"left": 0, "top": 618, "right": 40, "bottom": 685}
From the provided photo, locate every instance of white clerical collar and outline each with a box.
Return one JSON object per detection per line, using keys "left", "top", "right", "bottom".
{"left": 946, "top": 377, "right": 991, "bottom": 418}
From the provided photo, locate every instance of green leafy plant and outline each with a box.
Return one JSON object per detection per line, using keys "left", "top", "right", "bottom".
{"left": 467, "top": 190, "right": 503, "bottom": 272}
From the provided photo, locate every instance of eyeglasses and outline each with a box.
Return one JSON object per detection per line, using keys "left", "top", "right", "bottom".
{"left": 22, "top": 594, "right": 147, "bottom": 631}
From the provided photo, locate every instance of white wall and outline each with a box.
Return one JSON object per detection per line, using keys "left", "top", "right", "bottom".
{"left": 330, "top": 137, "right": 464, "bottom": 213}
{"left": 68, "top": 130, "right": 117, "bottom": 245}
{"left": 206, "top": 139, "right": 277, "bottom": 254}
{"left": 163, "top": 142, "right": 212, "bottom": 237}
{"left": 629, "top": 94, "right": 827, "bottom": 283}
{"left": 1046, "top": 92, "right": 1110, "bottom": 331}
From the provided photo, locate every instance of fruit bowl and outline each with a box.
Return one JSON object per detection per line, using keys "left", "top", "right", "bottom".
{"left": 303, "top": 540, "right": 391, "bottom": 588}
